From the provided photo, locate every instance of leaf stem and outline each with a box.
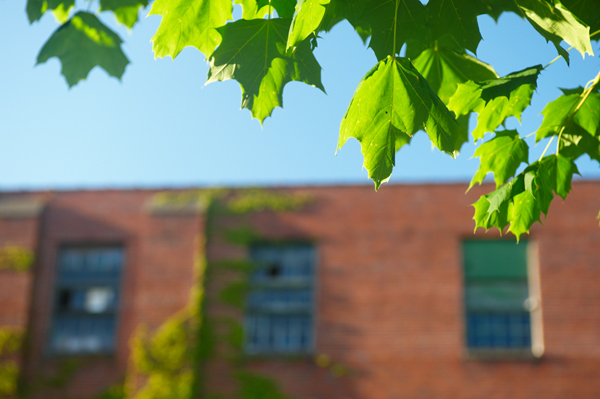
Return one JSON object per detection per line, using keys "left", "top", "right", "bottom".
{"left": 572, "top": 70, "right": 600, "bottom": 114}
{"left": 539, "top": 136, "right": 555, "bottom": 161}
{"left": 523, "top": 131, "right": 536, "bottom": 139}
{"left": 543, "top": 30, "right": 599, "bottom": 70}
{"left": 553, "top": 70, "right": 600, "bottom": 157}
{"left": 392, "top": 0, "right": 399, "bottom": 57}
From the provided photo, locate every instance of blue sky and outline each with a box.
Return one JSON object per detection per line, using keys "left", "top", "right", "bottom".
{"left": 1, "top": 1, "right": 599, "bottom": 190}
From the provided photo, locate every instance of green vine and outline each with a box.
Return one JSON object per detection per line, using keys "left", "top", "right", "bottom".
{"left": 75, "top": 188, "right": 316, "bottom": 399}
{"left": 0, "top": 246, "right": 34, "bottom": 272}
{"left": 224, "top": 189, "right": 313, "bottom": 215}
{"left": 0, "top": 328, "right": 22, "bottom": 398}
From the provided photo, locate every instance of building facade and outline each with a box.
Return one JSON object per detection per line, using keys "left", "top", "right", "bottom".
{"left": 0, "top": 183, "right": 599, "bottom": 398}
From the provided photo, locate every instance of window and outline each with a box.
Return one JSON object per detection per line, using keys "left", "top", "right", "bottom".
{"left": 245, "top": 244, "right": 315, "bottom": 354}
{"left": 48, "top": 246, "right": 124, "bottom": 354}
{"left": 463, "top": 240, "right": 541, "bottom": 355}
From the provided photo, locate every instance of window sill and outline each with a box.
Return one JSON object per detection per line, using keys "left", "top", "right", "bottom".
{"left": 463, "top": 348, "right": 542, "bottom": 361}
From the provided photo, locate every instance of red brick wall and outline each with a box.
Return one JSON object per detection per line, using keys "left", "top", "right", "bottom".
{"left": 1, "top": 183, "right": 599, "bottom": 398}
{"left": 22, "top": 190, "right": 202, "bottom": 398}
{"left": 205, "top": 182, "right": 600, "bottom": 399}
{"left": 0, "top": 213, "right": 39, "bottom": 329}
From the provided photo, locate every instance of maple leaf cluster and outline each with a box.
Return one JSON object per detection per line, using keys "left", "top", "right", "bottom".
{"left": 27, "top": 0, "right": 600, "bottom": 240}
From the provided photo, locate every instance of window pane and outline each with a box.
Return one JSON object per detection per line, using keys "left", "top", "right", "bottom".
{"left": 464, "top": 240, "right": 528, "bottom": 279}
{"left": 245, "top": 315, "right": 313, "bottom": 354}
{"left": 50, "top": 246, "right": 123, "bottom": 354}
{"left": 465, "top": 282, "right": 529, "bottom": 312}
{"left": 50, "top": 315, "right": 117, "bottom": 353}
{"left": 246, "top": 245, "right": 315, "bottom": 354}
{"left": 247, "top": 288, "right": 312, "bottom": 312}
{"left": 466, "top": 313, "right": 531, "bottom": 348}
{"left": 58, "top": 247, "right": 123, "bottom": 281}
{"left": 463, "top": 240, "right": 532, "bottom": 351}
{"left": 250, "top": 245, "right": 314, "bottom": 282}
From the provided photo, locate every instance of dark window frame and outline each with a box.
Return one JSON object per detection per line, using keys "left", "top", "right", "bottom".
{"left": 47, "top": 244, "right": 125, "bottom": 356}
{"left": 245, "top": 243, "right": 317, "bottom": 355}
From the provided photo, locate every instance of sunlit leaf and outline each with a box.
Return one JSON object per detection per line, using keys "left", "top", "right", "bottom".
{"left": 470, "top": 130, "right": 529, "bottom": 188}
{"left": 27, "top": 0, "right": 74, "bottom": 23}
{"left": 148, "top": 0, "right": 233, "bottom": 59}
{"left": 562, "top": 0, "right": 600, "bottom": 35}
{"left": 508, "top": 189, "right": 540, "bottom": 240}
{"left": 234, "top": 0, "right": 271, "bottom": 19}
{"left": 207, "top": 18, "right": 325, "bottom": 124}
{"left": 448, "top": 65, "right": 542, "bottom": 140}
{"left": 536, "top": 92, "right": 600, "bottom": 140}
{"left": 338, "top": 56, "right": 462, "bottom": 189}
{"left": 100, "top": 0, "right": 149, "bottom": 29}
{"left": 257, "top": 0, "right": 297, "bottom": 18}
{"left": 287, "top": 0, "right": 331, "bottom": 50}
{"left": 413, "top": 45, "right": 498, "bottom": 103}
{"left": 539, "top": 154, "right": 580, "bottom": 199}
{"left": 516, "top": 0, "right": 594, "bottom": 63}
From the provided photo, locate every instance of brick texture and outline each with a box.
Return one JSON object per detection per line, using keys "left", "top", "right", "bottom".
{"left": 0, "top": 183, "right": 599, "bottom": 398}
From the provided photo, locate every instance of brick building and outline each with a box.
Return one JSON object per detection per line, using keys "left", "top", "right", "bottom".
{"left": 0, "top": 182, "right": 599, "bottom": 398}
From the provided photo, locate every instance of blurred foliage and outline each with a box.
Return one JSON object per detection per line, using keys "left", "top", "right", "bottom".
{"left": 225, "top": 189, "right": 313, "bottom": 214}
{"left": 0, "top": 246, "right": 34, "bottom": 272}
{"left": 5, "top": 189, "right": 312, "bottom": 399}
{"left": 128, "top": 188, "right": 311, "bottom": 398}
{"left": 0, "top": 328, "right": 22, "bottom": 398}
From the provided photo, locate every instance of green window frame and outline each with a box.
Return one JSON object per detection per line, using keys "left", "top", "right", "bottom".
{"left": 463, "top": 240, "right": 539, "bottom": 354}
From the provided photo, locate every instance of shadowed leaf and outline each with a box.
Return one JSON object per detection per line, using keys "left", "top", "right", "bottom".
{"left": 36, "top": 12, "right": 128, "bottom": 87}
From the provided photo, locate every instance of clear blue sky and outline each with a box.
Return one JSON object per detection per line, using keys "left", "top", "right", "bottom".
{"left": 1, "top": 1, "right": 599, "bottom": 190}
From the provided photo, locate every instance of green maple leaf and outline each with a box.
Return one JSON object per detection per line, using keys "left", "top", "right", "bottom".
{"left": 319, "top": 0, "right": 369, "bottom": 40}
{"left": 508, "top": 190, "right": 540, "bottom": 240}
{"left": 559, "top": 128, "right": 600, "bottom": 163}
{"left": 207, "top": 18, "right": 325, "bottom": 124}
{"left": 27, "top": 0, "right": 74, "bottom": 23}
{"left": 473, "top": 151, "right": 579, "bottom": 238}
{"left": 536, "top": 92, "right": 600, "bottom": 140}
{"left": 472, "top": 188, "right": 510, "bottom": 233}
{"left": 477, "top": 0, "right": 522, "bottom": 20}
{"left": 515, "top": 0, "right": 594, "bottom": 63}
{"left": 448, "top": 65, "right": 542, "bottom": 140}
{"left": 427, "top": 0, "right": 483, "bottom": 53}
{"left": 539, "top": 154, "right": 579, "bottom": 199}
{"left": 257, "top": 0, "right": 297, "bottom": 18}
{"left": 472, "top": 171, "right": 544, "bottom": 239}
{"left": 36, "top": 12, "right": 129, "bottom": 87}
{"left": 473, "top": 195, "right": 510, "bottom": 233}
{"left": 358, "top": 0, "right": 427, "bottom": 60}
{"left": 148, "top": 0, "right": 233, "bottom": 59}
{"left": 100, "top": 0, "right": 149, "bottom": 29}
{"left": 470, "top": 130, "right": 529, "bottom": 188}
{"left": 338, "top": 56, "right": 462, "bottom": 189}
{"left": 234, "top": 0, "right": 271, "bottom": 19}
{"left": 287, "top": 0, "right": 331, "bottom": 50}
{"left": 523, "top": 162, "right": 553, "bottom": 216}
{"left": 412, "top": 45, "right": 498, "bottom": 103}
{"left": 562, "top": 0, "right": 600, "bottom": 35}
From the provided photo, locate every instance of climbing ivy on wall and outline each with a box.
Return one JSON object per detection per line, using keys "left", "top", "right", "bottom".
{"left": 0, "top": 246, "right": 34, "bottom": 272}
{"left": 0, "top": 328, "right": 22, "bottom": 398}
{"left": 127, "top": 188, "right": 311, "bottom": 399}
